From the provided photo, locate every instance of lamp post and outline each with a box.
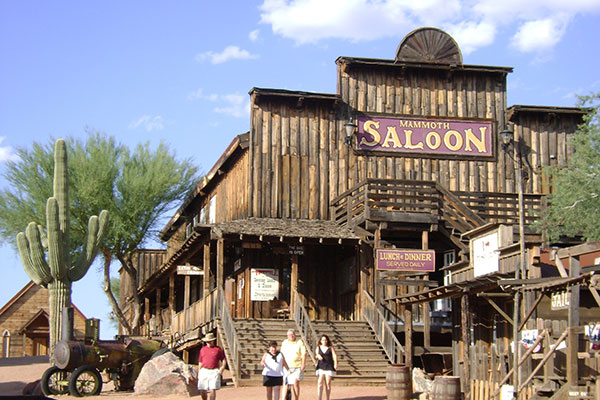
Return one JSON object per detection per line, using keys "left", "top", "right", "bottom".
{"left": 501, "top": 126, "right": 527, "bottom": 398}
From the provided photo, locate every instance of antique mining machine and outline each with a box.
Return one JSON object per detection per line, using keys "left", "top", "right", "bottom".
{"left": 41, "top": 315, "right": 165, "bottom": 397}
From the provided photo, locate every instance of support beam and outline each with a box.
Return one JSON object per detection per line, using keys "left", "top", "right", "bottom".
{"left": 422, "top": 230, "right": 430, "bottom": 350}
{"left": 291, "top": 254, "right": 298, "bottom": 311}
{"left": 169, "top": 273, "right": 175, "bottom": 317}
{"left": 203, "top": 242, "right": 211, "bottom": 296}
{"left": 483, "top": 297, "right": 513, "bottom": 326}
{"left": 519, "top": 292, "right": 544, "bottom": 332}
{"left": 567, "top": 255, "right": 581, "bottom": 387}
{"left": 184, "top": 275, "right": 190, "bottom": 309}
{"left": 217, "top": 239, "right": 224, "bottom": 293}
{"left": 461, "top": 294, "right": 471, "bottom": 395}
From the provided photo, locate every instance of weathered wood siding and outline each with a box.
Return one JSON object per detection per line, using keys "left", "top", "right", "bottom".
{"left": 248, "top": 64, "right": 582, "bottom": 220}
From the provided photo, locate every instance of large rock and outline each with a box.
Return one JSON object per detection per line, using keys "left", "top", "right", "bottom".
{"left": 134, "top": 351, "right": 198, "bottom": 396}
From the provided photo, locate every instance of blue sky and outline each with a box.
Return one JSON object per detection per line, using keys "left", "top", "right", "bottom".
{"left": 1, "top": 0, "right": 600, "bottom": 339}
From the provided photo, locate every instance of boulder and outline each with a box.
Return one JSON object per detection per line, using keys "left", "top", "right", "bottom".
{"left": 134, "top": 351, "right": 198, "bottom": 396}
{"left": 412, "top": 368, "right": 433, "bottom": 394}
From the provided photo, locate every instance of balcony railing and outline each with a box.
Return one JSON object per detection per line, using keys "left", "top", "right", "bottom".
{"left": 330, "top": 179, "right": 543, "bottom": 231}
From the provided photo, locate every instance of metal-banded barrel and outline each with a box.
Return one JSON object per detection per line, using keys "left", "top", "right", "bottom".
{"left": 386, "top": 364, "right": 412, "bottom": 400}
{"left": 431, "top": 375, "right": 461, "bottom": 400}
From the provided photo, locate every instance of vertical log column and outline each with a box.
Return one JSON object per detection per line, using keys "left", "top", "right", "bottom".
{"left": 169, "top": 273, "right": 175, "bottom": 321}
{"left": 217, "top": 239, "right": 224, "bottom": 294}
{"left": 291, "top": 254, "right": 299, "bottom": 312}
{"left": 567, "top": 255, "right": 580, "bottom": 387}
{"left": 203, "top": 242, "right": 211, "bottom": 297}
{"left": 461, "top": 294, "right": 471, "bottom": 395}
{"left": 422, "top": 231, "right": 431, "bottom": 350}
{"left": 156, "top": 286, "right": 162, "bottom": 330}
{"left": 184, "top": 275, "right": 191, "bottom": 309}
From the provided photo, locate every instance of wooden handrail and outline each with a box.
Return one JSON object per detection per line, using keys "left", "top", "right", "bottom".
{"left": 218, "top": 290, "right": 240, "bottom": 386}
{"left": 362, "top": 290, "right": 404, "bottom": 364}
{"left": 292, "top": 293, "right": 318, "bottom": 366}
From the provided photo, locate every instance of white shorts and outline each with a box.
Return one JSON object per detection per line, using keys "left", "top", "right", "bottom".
{"left": 316, "top": 369, "right": 334, "bottom": 377}
{"left": 285, "top": 367, "right": 304, "bottom": 384}
{"left": 197, "top": 368, "right": 221, "bottom": 390}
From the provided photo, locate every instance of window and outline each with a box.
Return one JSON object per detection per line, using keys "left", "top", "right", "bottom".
{"left": 209, "top": 196, "right": 216, "bottom": 224}
{"left": 2, "top": 330, "right": 10, "bottom": 358}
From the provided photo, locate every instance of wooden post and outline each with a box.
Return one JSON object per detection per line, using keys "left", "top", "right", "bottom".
{"left": 156, "top": 286, "right": 162, "bottom": 329}
{"left": 291, "top": 254, "right": 299, "bottom": 311}
{"left": 374, "top": 226, "right": 381, "bottom": 306}
{"left": 461, "top": 294, "right": 471, "bottom": 395}
{"left": 405, "top": 305, "right": 413, "bottom": 368}
{"left": 203, "top": 242, "right": 211, "bottom": 296}
{"left": 144, "top": 297, "right": 150, "bottom": 325}
{"left": 217, "top": 239, "right": 224, "bottom": 293}
{"left": 567, "top": 255, "right": 581, "bottom": 387}
{"left": 422, "top": 231, "right": 431, "bottom": 350}
{"left": 169, "top": 273, "right": 175, "bottom": 317}
{"left": 184, "top": 275, "right": 191, "bottom": 309}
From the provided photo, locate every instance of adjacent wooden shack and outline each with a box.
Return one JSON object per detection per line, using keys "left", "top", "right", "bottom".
{"left": 0, "top": 281, "right": 86, "bottom": 357}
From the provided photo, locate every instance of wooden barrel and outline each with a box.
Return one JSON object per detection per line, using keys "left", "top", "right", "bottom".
{"left": 431, "top": 376, "right": 461, "bottom": 400}
{"left": 386, "top": 364, "right": 411, "bottom": 400}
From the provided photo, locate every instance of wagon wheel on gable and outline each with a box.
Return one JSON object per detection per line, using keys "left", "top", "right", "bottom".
{"left": 68, "top": 365, "right": 103, "bottom": 397}
{"left": 41, "top": 366, "right": 70, "bottom": 395}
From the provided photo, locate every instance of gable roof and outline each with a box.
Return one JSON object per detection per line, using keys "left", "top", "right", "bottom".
{"left": 0, "top": 280, "right": 87, "bottom": 320}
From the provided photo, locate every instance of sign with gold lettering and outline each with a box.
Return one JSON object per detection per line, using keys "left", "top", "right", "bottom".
{"left": 376, "top": 249, "right": 435, "bottom": 272}
{"left": 356, "top": 116, "right": 493, "bottom": 158}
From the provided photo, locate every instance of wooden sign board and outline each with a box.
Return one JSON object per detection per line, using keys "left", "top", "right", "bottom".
{"left": 177, "top": 265, "right": 204, "bottom": 276}
{"left": 375, "top": 249, "right": 435, "bottom": 272}
{"left": 551, "top": 290, "right": 570, "bottom": 310}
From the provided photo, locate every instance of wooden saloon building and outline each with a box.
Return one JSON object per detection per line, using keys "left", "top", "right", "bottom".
{"left": 120, "top": 28, "right": 599, "bottom": 396}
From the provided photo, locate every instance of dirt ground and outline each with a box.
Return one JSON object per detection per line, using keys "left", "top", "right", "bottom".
{"left": 0, "top": 356, "right": 388, "bottom": 399}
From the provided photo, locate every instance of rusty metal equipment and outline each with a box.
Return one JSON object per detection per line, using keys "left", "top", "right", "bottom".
{"left": 41, "top": 318, "right": 165, "bottom": 397}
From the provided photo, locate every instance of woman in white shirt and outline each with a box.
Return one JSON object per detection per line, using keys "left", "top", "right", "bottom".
{"left": 261, "top": 341, "right": 289, "bottom": 400}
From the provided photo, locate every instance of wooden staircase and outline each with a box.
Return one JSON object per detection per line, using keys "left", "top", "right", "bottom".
{"left": 228, "top": 318, "right": 389, "bottom": 386}
{"left": 312, "top": 320, "right": 389, "bottom": 385}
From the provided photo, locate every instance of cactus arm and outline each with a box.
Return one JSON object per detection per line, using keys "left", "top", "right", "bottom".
{"left": 38, "top": 225, "right": 48, "bottom": 250}
{"left": 69, "top": 210, "right": 109, "bottom": 282}
{"left": 53, "top": 139, "right": 69, "bottom": 238}
{"left": 46, "top": 197, "right": 65, "bottom": 280}
{"left": 17, "top": 224, "right": 52, "bottom": 285}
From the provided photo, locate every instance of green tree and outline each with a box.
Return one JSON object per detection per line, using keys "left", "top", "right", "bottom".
{"left": 537, "top": 92, "right": 600, "bottom": 242}
{"left": 0, "top": 132, "right": 199, "bottom": 334}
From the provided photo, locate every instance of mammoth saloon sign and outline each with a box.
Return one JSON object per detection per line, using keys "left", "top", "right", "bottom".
{"left": 356, "top": 116, "right": 493, "bottom": 158}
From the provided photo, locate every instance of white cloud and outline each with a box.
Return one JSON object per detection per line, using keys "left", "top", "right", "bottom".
{"left": 258, "top": 0, "right": 600, "bottom": 55}
{"left": 447, "top": 20, "right": 496, "bottom": 55}
{"left": 128, "top": 115, "right": 166, "bottom": 132}
{"left": 249, "top": 29, "right": 260, "bottom": 42}
{"left": 188, "top": 89, "right": 250, "bottom": 118}
{"left": 195, "top": 45, "right": 258, "bottom": 64}
{"left": 0, "top": 137, "right": 19, "bottom": 162}
{"left": 511, "top": 16, "right": 569, "bottom": 53}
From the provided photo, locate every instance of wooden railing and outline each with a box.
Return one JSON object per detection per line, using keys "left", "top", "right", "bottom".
{"left": 330, "top": 178, "right": 544, "bottom": 231}
{"left": 218, "top": 290, "right": 240, "bottom": 386}
{"left": 170, "top": 289, "right": 219, "bottom": 336}
{"left": 292, "top": 293, "right": 318, "bottom": 365}
{"left": 362, "top": 290, "right": 404, "bottom": 364}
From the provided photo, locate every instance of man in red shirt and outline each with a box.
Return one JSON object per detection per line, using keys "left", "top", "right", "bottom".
{"left": 198, "top": 332, "right": 227, "bottom": 400}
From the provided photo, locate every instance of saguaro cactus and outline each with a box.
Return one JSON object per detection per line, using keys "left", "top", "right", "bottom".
{"left": 16, "top": 139, "right": 109, "bottom": 356}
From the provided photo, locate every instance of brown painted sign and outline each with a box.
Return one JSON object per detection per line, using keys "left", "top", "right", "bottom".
{"left": 356, "top": 116, "right": 493, "bottom": 158}
{"left": 376, "top": 249, "right": 435, "bottom": 272}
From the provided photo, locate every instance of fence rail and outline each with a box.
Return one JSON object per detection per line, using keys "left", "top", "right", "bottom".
{"left": 219, "top": 290, "right": 240, "bottom": 386}
{"left": 292, "top": 293, "right": 318, "bottom": 365}
{"left": 362, "top": 290, "right": 404, "bottom": 364}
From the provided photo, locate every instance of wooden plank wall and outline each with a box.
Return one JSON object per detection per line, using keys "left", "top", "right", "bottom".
{"left": 214, "top": 152, "right": 250, "bottom": 223}
{"left": 248, "top": 65, "right": 580, "bottom": 220}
